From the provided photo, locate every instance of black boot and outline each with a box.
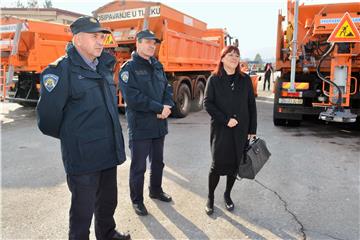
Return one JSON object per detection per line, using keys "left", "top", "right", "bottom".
{"left": 224, "top": 193, "right": 234, "bottom": 211}
{"left": 205, "top": 198, "right": 214, "bottom": 215}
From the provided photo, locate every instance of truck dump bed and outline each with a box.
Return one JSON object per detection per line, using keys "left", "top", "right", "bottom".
{"left": 94, "top": 1, "right": 226, "bottom": 72}
{"left": 1, "top": 16, "right": 72, "bottom": 72}
{"left": 0, "top": 16, "right": 72, "bottom": 102}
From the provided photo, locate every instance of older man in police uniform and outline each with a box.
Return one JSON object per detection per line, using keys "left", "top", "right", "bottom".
{"left": 37, "top": 16, "right": 130, "bottom": 240}
{"left": 119, "top": 30, "right": 174, "bottom": 216}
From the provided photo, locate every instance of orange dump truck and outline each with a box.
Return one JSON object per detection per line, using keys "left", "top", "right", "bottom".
{"left": 0, "top": 16, "right": 72, "bottom": 105}
{"left": 94, "top": 1, "right": 239, "bottom": 117}
{"left": 274, "top": 0, "right": 360, "bottom": 125}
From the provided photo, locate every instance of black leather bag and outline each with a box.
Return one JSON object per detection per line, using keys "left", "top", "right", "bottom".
{"left": 238, "top": 138, "right": 271, "bottom": 179}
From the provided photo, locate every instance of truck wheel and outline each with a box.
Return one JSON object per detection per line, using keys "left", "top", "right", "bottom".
{"left": 273, "top": 76, "right": 302, "bottom": 126}
{"left": 173, "top": 83, "right": 191, "bottom": 118}
{"left": 273, "top": 105, "right": 286, "bottom": 126}
{"left": 193, "top": 81, "right": 205, "bottom": 111}
{"left": 273, "top": 78, "right": 286, "bottom": 126}
{"left": 273, "top": 115, "right": 286, "bottom": 126}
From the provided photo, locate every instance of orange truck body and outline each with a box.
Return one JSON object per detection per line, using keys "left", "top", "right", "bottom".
{"left": 94, "top": 0, "right": 254, "bottom": 117}
{"left": 274, "top": 0, "right": 360, "bottom": 125}
{"left": 0, "top": 16, "right": 72, "bottom": 104}
{"left": 240, "top": 61, "right": 259, "bottom": 97}
{"left": 1, "top": 2, "right": 257, "bottom": 116}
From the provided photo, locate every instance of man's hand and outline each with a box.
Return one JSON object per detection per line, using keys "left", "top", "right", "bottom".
{"left": 159, "top": 105, "right": 172, "bottom": 119}
{"left": 227, "top": 118, "right": 238, "bottom": 128}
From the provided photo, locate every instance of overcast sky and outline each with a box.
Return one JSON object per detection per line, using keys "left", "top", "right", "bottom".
{"left": 3, "top": 0, "right": 358, "bottom": 60}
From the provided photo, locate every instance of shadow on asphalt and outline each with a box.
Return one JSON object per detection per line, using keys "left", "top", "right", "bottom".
{"left": 161, "top": 169, "right": 297, "bottom": 240}
{"left": 216, "top": 207, "right": 298, "bottom": 240}
{"left": 153, "top": 200, "right": 210, "bottom": 239}
{"left": 138, "top": 212, "right": 175, "bottom": 239}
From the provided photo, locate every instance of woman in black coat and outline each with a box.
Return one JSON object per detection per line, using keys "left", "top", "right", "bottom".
{"left": 204, "top": 45, "right": 257, "bottom": 215}
{"left": 263, "top": 62, "right": 273, "bottom": 91}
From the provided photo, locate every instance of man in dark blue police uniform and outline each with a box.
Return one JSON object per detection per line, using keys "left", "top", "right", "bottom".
{"left": 119, "top": 30, "right": 174, "bottom": 216}
{"left": 37, "top": 16, "right": 130, "bottom": 240}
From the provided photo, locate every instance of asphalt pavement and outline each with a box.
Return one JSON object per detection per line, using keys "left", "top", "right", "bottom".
{"left": 1, "top": 79, "right": 359, "bottom": 239}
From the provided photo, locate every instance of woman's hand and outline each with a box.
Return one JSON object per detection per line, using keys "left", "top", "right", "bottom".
{"left": 227, "top": 118, "right": 238, "bottom": 128}
{"left": 248, "top": 134, "right": 256, "bottom": 140}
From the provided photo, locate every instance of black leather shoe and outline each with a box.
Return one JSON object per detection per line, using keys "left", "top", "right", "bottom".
{"left": 205, "top": 198, "right": 214, "bottom": 215}
{"left": 112, "top": 231, "right": 131, "bottom": 240}
{"left": 224, "top": 194, "right": 234, "bottom": 211}
{"left": 132, "top": 203, "right": 148, "bottom": 216}
{"left": 149, "top": 191, "right": 172, "bottom": 202}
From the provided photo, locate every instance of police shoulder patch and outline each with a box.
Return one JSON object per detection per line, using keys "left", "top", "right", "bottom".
{"left": 43, "top": 74, "right": 59, "bottom": 92}
{"left": 120, "top": 71, "right": 129, "bottom": 83}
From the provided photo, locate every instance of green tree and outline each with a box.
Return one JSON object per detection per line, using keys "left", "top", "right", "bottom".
{"left": 43, "top": 0, "right": 53, "bottom": 8}
{"left": 254, "top": 53, "right": 263, "bottom": 64}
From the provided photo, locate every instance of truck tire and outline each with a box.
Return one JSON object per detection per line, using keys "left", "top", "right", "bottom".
{"left": 273, "top": 74, "right": 302, "bottom": 126}
{"left": 273, "top": 74, "right": 302, "bottom": 127}
{"left": 273, "top": 78, "right": 286, "bottom": 126}
{"left": 173, "top": 83, "right": 191, "bottom": 118}
{"left": 193, "top": 81, "right": 205, "bottom": 111}
{"left": 273, "top": 114, "right": 286, "bottom": 126}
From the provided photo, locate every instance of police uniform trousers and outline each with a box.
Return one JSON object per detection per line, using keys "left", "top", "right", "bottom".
{"left": 66, "top": 166, "right": 117, "bottom": 240}
{"left": 129, "top": 136, "right": 165, "bottom": 204}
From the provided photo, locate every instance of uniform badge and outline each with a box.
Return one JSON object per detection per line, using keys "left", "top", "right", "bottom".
{"left": 90, "top": 17, "right": 97, "bottom": 23}
{"left": 42, "top": 74, "right": 59, "bottom": 92}
{"left": 121, "top": 71, "right": 129, "bottom": 83}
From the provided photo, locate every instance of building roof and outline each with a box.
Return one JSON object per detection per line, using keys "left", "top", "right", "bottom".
{"left": 0, "top": 8, "right": 85, "bottom": 17}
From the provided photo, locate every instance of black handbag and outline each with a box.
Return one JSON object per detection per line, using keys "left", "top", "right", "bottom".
{"left": 237, "top": 138, "right": 271, "bottom": 179}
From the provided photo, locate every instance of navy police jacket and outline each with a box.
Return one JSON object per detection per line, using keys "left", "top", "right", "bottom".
{"left": 119, "top": 52, "right": 174, "bottom": 141}
{"left": 37, "top": 44, "right": 126, "bottom": 174}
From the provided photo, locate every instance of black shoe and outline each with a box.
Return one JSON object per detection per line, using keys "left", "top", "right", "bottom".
{"left": 205, "top": 198, "right": 214, "bottom": 215}
{"left": 224, "top": 194, "right": 234, "bottom": 211}
{"left": 149, "top": 191, "right": 172, "bottom": 202}
{"left": 112, "top": 231, "right": 131, "bottom": 240}
{"left": 132, "top": 203, "right": 148, "bottom": 216}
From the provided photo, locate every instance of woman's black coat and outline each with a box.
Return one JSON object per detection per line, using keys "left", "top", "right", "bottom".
{"left": 204, "top": 70, "right": 257, "bottom": 175}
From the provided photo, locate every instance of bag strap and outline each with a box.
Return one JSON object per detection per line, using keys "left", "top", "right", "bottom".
{"left": 249, "top": 136, "right": 258, "bottom": 145}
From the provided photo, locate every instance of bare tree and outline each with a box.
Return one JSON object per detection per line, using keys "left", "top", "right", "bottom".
{"left": 43, "top": 0, "right": 53, "bottom": 8}
{"left": 16, "top": 0, "right": 25, "bottom": 8}
{"left": 27, "top": 0, "right": 39, "bottom": 8}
